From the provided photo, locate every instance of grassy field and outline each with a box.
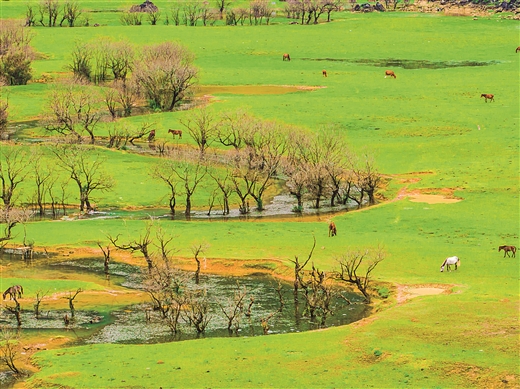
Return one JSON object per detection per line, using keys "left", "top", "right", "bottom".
{"left": 0, "top": 7, "right": 518, "bottom": 389}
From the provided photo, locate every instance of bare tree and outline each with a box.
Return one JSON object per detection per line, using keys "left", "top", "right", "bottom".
{"left": 191, "top": 242, "right": 209, "bottom": 284}
{"left": 44, "top": 81, "right": 103, "bottom": 143}
{"left": 216, "top": 0, "right": 232, "bottom": 16}
{"left": 289, "top": 236, "right": 316, "bottom": 294}
{"left": 25, "top": 4, "right": 37, "bottom": 26}
{"left": 152, "top": 159, "right": 179, "bottom": 216}
{"left": 134, "top": 42, "right": 198, "bottom": 111}
{"left": 33, "top": 290, "right": 49, "bottom": 319}
{"left": 183, "top": 287, "right": 211, "bottom": 334}
{"left": 31, "top": 150, "right": 53, "bottom": 217}
{"left": 173, "top": 153, "right": 208, "bottom": 217}
{"left": 51, "top": 144, "right": 114, "bottom": 212}
{"left": 65, "top": 288, "right": 82, "bottom": 318}
{"left": 0, "top": 326, "right": 21, "bottom": 375}
{"left": 181, "top": 106, "right": 218, "bottom": 156}
{"left": 68, "top": 42, "right": 91, "bottom": 81}
{"left": 209, "top": 167, "right": 233, "bottom": 215}
{"left": 60, "top": 1, "right": 82, "bottom": 27}
{"left": 217, "top": 109, "right": 255, "bottom": 150}
{"left": 108, "top": 222, "right": 156, "bottom": 270}
{"left": 39, "top": 0, "right": 60, "bottom": 27}
{"left": 0, "top": 208, "right": 31, "bottom": 245}
{"left": 0, "top": 148, "right": 30, "bottom": 211}
{"left": 0, "top": 20, "right": 34, "bottom": 86}
{"left": 300, "top": 264, "right": 335, "bottom": 324}
{"left": 218, "top": 282, "right": 247, "bottom": 332}
{"left": 97, "top": 242, "right": 111, "bottom": 275}
{"left": 336, "top": 247, "right": 385, "bottom": 303}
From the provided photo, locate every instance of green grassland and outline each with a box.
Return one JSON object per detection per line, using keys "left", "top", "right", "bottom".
{"left": 0, "top": 7, "right": 518, "bottom": 389}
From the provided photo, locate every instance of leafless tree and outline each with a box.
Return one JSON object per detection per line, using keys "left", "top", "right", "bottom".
{"left": 65, "top": 288, "right": 82, "bottom": 318}
{"left": 289, "top": 236, "right": 316, "bottom": 294}
{"left": 25, "top": 4, "right": 37, "bottom": 26}
{"left": 51, "top": 144, "right": 114, "bottom": 212}
{"left": 247, "top": 122, "right": 288, "bottom": 211}
{"left": 108, "top": 222, "right": 154, "bottom": 270}
{"left": 0, "top": 20, "right": 34, "bottom": 86}
{"left": 147, "top": 9, "right": 161, "bottom": 25}
{"left": 0, "top": 326, "right": 21, "bottom": 375}
{"left": 217, "top": 109, "right": 256, "bottom": 150}
{"left": 0, "top": 208, "right": 28, "bottom": 244}
{"left": 173, "top": 153, "right": 208, "bottom": 217}
{"left": 260, "top": 311, "right": 276, "bottom": 334}
{"left": 218, "top": 282, "right": 248, "bottom": 332}
{"left": 216, "top": 0, "right": 232, "bottom": 16}
{"left": 152, "top": 159, "right": 179, "bottom": 216}
{"left": 322, "top": 0, "right": 343, "bottom": 21}
{"left": 33, "top": 289, "right": 49, "bottom": 319}
{"left": 191, "top": 242, "right": 209, "bottom": 284}
{"left": 300, "top": 264, "right": 335, "bottom": 324}
{"left": 182, "top": 1, "right": 203, "bottom": 25}
{"left": 60, "top": 1, "right": 82, "bottom": 27}
{"left": 336, "top": 247, "right": 385, "bottom": 303}
{"left": 31, "top": 149, "right": 53, "bottom": 217}
{"left": 97, "top": 242, "right": 111, "bottom": 275}
{"left": 209, "top": 168, "right": 233, "bottom": 215}
{"left": 106, "top": 41, "right": 134, "bottom": 81}
{"left": 39, "top": 0, "right": 60, "bottom": 26}
{"left": 134, "top": 42, "right": 198, "bottom": 111}
{"left": 0, "top": 148, "right": 30, "bottom": 211}
{"left": 69, "top": 41, "right": 91, "bottom": 81}
{"left": 181, "top": 106, "right": 218, "bottom": 156}
{"left": 44, "top": 81, "right": 103, "bottom": 144}
{"left": 249, "top": 0, "right": 273, "bottom": 24}
{"left": 183, "top": 287, "right": 211, "bottom": 334}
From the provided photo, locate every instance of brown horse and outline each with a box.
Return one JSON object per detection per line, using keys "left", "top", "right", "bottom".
{"left": 385, "top": 70, "right": 396, "bottom": 79}
{"left": 283, "top": 53, "right": 291, "bottom": 61}
{"left": 148, "top": 129, "right": 156, "bottom": 142}
{"left": 498, "top": 245, "right": 516, "bottom": 258}
{"left": 328, "top": 221, "right": 337, "bottom": 237}
{"left": 322, "top": 70, "right": 327, "bottom": 77}
{"left": 516, "top": 46, "right": 520, "bottom": 53}
{"left": 168, "top": 129, "right": 182, "bottom": 139}
{"left": 3, "top": 285, "right": 23, "bottom": 300}
{"left": 481, "top": 93, "right": 494, "bottom": 102}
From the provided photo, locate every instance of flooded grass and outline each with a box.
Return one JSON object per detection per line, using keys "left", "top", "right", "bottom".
{"left": 301, "top": 57, "right": 502, "bottom": 69}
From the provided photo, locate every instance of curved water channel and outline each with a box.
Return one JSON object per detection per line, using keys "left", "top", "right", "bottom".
{"left": 0, "top": 256, "right": 369, "bottom": 346}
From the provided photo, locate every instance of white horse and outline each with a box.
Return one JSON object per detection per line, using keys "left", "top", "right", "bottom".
{"left": 440, "top": 256, "right": 460, "bottom": 272}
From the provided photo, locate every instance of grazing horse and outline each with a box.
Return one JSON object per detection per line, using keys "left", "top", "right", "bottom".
{"left": 148, "top": 129, "right": 156, "bottom": 142}
{"left": 498, "top": 245, "right": 516, "bottom": 258}
{"left": 384, "top": 70, "right": 396, "bottom": 79}
{"left": 3, "top": 285, "right": 23, "bottom": 300}
{"left": 481, "top": 93, "right": 494, "bottom": 102}
{"left": 283, "top": 53, "right": 291, "bottom": 61}
{"left": 168, "top": 129, "right": 182, "bottom": 139}
{"left": 328, "top": 221, "right": 337, "bottom": 237}
{"left": 322, "top": 70, "right": 327, "bottom": 77}
{"left": 440, "top": 256, "right": 460, "bottom": 272}
{"left": 516, "top": 46, "right": 520, "bottom": 53}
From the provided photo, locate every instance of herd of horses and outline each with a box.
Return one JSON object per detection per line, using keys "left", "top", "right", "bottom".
{"left": 282, "top": 54, "right": 505, "bottom": 102}
{"left": 438, "top": 245, "right": 516, "bottom": 272}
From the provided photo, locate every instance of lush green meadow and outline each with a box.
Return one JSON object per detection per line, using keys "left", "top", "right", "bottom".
{"left": 0, "top": 6, "right": 518, "bottom": 389}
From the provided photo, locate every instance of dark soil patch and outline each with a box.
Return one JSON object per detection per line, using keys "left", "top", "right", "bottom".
{"left": 301, "top": 58, "right": 501, "bottom": 69}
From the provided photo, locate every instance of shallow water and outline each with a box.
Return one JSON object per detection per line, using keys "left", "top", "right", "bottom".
{"left": 0, "top": 257, "right": 368, "bottom": 345}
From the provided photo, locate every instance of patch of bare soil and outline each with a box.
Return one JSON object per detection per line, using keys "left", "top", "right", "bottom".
{"left": 396, "top": 284, "right": 453, "bottom": 303}
{"left": 396, "top": 186, "right": 463, "bottom": 204}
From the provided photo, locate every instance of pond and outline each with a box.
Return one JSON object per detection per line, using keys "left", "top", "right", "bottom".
{"left": 0, "top": 257, "right": 369, "bottom": 345}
